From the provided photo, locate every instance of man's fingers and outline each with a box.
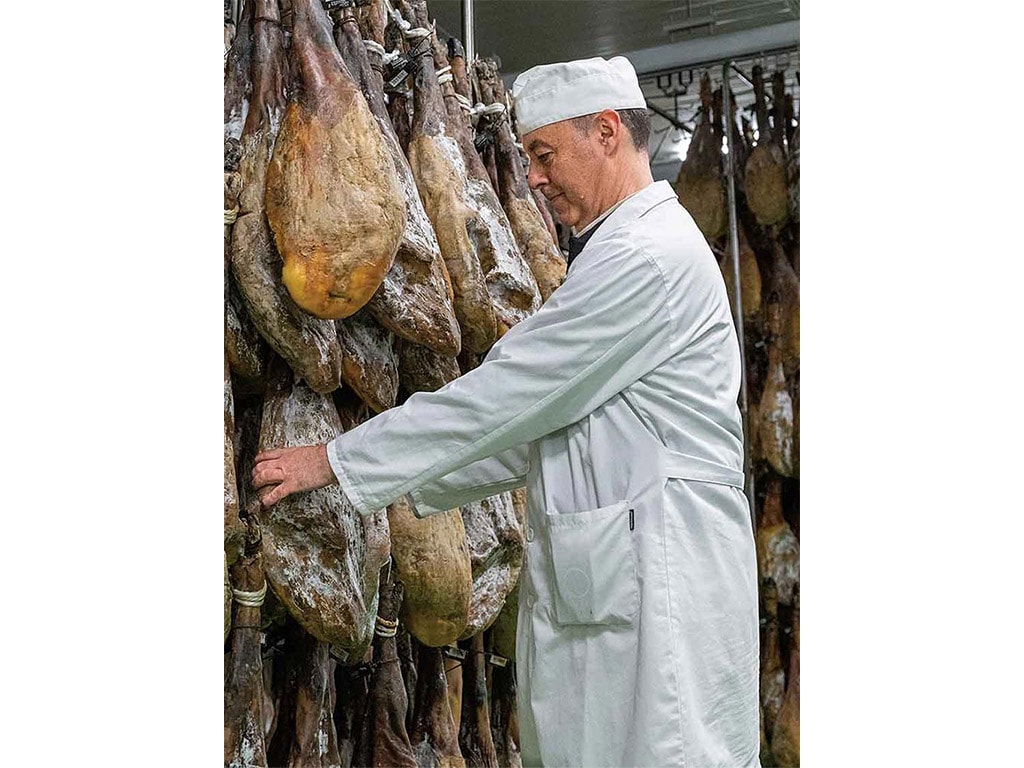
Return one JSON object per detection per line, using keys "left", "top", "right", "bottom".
{"left": 252, "top": 464, "right": 286, "bottom": 489}
{"left": 259, "top": 481, "right": 292, "bottom": 508}
{"left": 254, "top": 448, "right": 287, "bottom": 464}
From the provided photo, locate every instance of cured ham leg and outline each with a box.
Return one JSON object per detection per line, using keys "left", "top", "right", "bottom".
{"left": 475, "top": 58, "right": 566, "bottom": 302}
{"left": 336, "top": 309, "right": 399, "bottom": 413}
{"left": 720, "top": 223, "right": 762, "bottom": 322}
{"left": 756, "top": 478, "right": 800, "bottom": 605}
{"left": 266, "top": 0, "right": 406, "bottom": 319}
{"left": 256, "top": 364, "right": 391, "bottom": 652}
{"left": 675, "top": 73, "right": 727, "bottom": 242}
{"left": 745, "top": 65, "right": 789, "bottom": 226}
{"left": 231, "top": 0, "right": 344, "bottom": 394}
{"left": 458, "top": 633, "right": 498, "bottom": 768}
{"left": 351, "top": 567, "right": 418, "bottom": 768}
{"left": 266, "top": 619, "right": 343, "bottom": 767}
{"left": 758, "top": 304, "right": 797, "bottom": 478}
{"left": 459, "top": 493, "right": 524, "bottom": 639}
{"left": 771, "top": 590, "right": 800, "bottom": 766}
{"left": 225, "top": 540, "right": 270, "bottom": 768}
{"left": 487, "top": 653, "right": 521, "bottom": 768}
{"left": 224, "top": 360, "right": 246, "bottom": 564}
{"left": 410, "top": 643, "right": 466, "bottom": 768}
{"left": 396, "top": 338, "right": 461, "bottom": 396}
{"left": 399, "top": 0, "right": 497, "bottom": 354}
{"left": 333, "top": 4, "right": 462, "bottom": 357}
{"left": 758, "top": 579, "right": 785, "bottom": 752}
{"left": 388, "top": 495, "right": 472, "bottom": 648}
{"left": 421, "top": 18, "right": 541, "bottom": 333}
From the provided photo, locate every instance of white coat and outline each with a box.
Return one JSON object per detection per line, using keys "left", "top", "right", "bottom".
{"left": 327, "top": 180, "right": 761, "bottom": 767}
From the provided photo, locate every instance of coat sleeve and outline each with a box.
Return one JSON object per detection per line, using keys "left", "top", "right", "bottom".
{"left": 326, "top": 236, "right": 679, "bottom": 515}
{"left": 404, "top": 443, "right": 530, "bottom": 517}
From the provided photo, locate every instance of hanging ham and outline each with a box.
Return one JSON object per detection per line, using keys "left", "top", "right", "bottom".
{"left": 720, "top": 223, "right": 762, "bottom": 322}
{"left": 422, "top": 20, "right": 541, "bottom": 334}
{"left": 225, "top": 543, "right": 270, "bottom": 768}
{"left": 744, "top": 65, "right": 789, "bottom": 227}
{"left": 488, "top": 652, "right": 521, "bottom": 768}
{"left": 675, "top": 73, "right": 728, "bottom": 242}
{"left": 265, "top": 619, "right": 343, "bottom": 767}
{"left": 410, "top": 642, "right": 467, "bottom": 768}
{"left": 336, "top": 309, "right": 400, "bottom": 414}
{"left": 487, "top": 486, "right": 526, "bottom": 664}
{"left": 771, "top": 589, "right": 800, "bottom": 766}
{"left": 254, "top": 364, "right": 391, "bottom": 653}
{"left": 224, "top": 360, "right": 246, "bottom": 565}
{"left": 265, "top": 0, "right": 406, "bottom": 319}
{"left": 756, "top": 478, "right": 800, "bottom": 605}
{"left": 399, "top": 0, "right": 496, "bottom": 354}
{"left": 758, "top": 303, "right": 797, "bottom": 478}
{"left": 475, "top": 57, "right": 566, "bottom": 302}
{"left": 333, "top": 3, "right": 462, "bottom": 357}
{"left": 350, "top": 566, "right": 418, "bottom": 768}
{"left": 231, "top": 0, "right": 344, "bottom": 394}
{"left": 225, "top": 0, "right": 253, "bottom": 155}
{"left": 458, "top": 492, "right": 524, "bottom": 640}
{"left": 396, "top": 338, "right": 461, "bottom": 396}
{"left": 758, "top": 578, "right": 785, "bottom": 748}
{"left": 458, "top": 633, "right": 499, "bottom": 768}
{"left": 388, "top": 495, "right": 472, "bottom": 648}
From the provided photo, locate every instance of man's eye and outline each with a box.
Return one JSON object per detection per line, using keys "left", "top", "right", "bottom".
{"left": 537, "top": 153, "right": 552, "bottom": 164}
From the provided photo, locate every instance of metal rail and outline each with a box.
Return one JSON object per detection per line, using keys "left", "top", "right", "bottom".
{"left": 721, "top": 59, "right": 757, "bottom": 529}
{"left": 462, "top": 0, "right": 475, "bottom": 64}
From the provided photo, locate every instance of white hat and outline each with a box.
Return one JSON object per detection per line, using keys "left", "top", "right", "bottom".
{"left": 511, "top": 56, "right": 647, "bottom": 137}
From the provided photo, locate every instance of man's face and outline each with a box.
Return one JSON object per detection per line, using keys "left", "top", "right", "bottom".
{"left": 523, "top": 118, "right": 604, "bottom": 230}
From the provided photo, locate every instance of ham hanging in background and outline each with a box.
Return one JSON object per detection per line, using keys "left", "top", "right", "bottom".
{"left": 224, "top": 361, "right": 246, "bottom": 565}
{"left": 265, "top": 0, "right": 406, "bottom": 319}
{"left": 744, "top": 65, "right": 789, "bottom": 227}
{"left": 333, "top": 3, "right": 462, "bottom": 357}
{"left": 230, "top": 0, "right": 344, "bottom": 393}
{"left": 398, "top": 0, "right": 496, "bottom": 353}
{"left": 336, "top": 309, "right": 400, "bottom": 414}
{"left": 225, "top": 542, "right": 270, "bottom": 768}
{"left": 675, "top": 73, "right": 728, "bottom": 242}
{"left": 254, "top": 364, "right": 391, "bottom": 654}
{"left": 458, "top": 633, "right": 499, "bottom": 768}
{"left": 410, "top": 643, "right": 467, "bottom": 768}
{"left": 758, "top": 304, "right": 797, "bottom": 478}
{"left": 350, "top": 566, "right": 418, "bottom": 767}
{"left": 265, "top": 620, "right": 343, "bottom": 767}
{"left": 476, "top": 56, "right": 566, "bottom": 302}
{"left": 388, "top": 495, "right": 472, "bottom": 648}
{"left": 422, "top": 16, "right": 541, "bottom": 334}
{"left": 458, "top": 492, "right": 524, "bottom": 640}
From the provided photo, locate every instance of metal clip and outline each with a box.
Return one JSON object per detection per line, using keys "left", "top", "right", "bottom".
{"left": 442, "top": 645, "right": 467, "bottom": 660}
{"left": 473, "top": 130, "right": 494, "bottom": 153}
{"left": 484, "top": 652, "right": 508, "bottom": 668}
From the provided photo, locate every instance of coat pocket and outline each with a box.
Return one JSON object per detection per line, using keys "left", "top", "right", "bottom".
{"left": 546, "top": 500, "right": 639, "bottom": 626}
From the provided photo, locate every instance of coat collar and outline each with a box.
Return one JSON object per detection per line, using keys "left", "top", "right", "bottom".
{"left": 564, "top": 180, "right": 677, "bottom": 277}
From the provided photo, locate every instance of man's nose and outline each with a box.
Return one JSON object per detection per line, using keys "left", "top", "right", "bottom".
{"left": 527, "top": 162, "right": 546, "bottom": 190}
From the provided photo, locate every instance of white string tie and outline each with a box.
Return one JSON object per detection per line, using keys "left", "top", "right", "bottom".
{"left": 232, "top": 582, "right": 267, "bottom": 607}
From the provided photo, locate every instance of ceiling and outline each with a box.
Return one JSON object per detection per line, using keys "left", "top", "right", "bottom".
{"left": 427, "top": 0, "right": 800, "bottom": 180}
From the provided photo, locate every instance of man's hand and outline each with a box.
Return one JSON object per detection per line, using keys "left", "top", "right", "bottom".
{"left": 251, "top": 444, "right": 338, "bottom": 508}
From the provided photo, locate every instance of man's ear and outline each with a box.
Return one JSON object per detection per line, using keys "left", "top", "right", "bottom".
{"left": 597, "top": 109, "right": 622, "bottom": 148}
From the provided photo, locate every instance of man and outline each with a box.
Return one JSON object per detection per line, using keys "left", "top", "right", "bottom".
{"left": 253, "top": 56, "right": 760, "bottom": 767}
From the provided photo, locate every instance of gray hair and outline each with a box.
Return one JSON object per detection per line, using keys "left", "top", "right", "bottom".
{"left": 569, "top": 108, "right": 651, "bottom": 151}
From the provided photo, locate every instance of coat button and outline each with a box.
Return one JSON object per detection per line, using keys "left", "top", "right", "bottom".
{"left": 525, "top": 526, "right": 535, "bottom": 542}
